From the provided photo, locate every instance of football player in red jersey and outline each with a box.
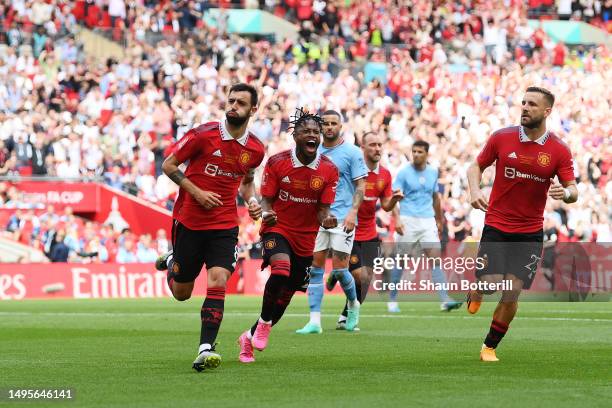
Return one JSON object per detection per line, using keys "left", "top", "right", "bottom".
{"left": 237, "top": 108, "right": 339, "bottom": 363}
{"left": 155, "top": 83, "right": 266, "bottom": 372}
{"left": 467, "top": 86, "right": 578, "bottom": 362}
{"left": 328, "top": 131, "right": 404, "bottom": 330}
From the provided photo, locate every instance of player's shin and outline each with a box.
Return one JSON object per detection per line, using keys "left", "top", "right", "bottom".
{"left": 307, "top": 266, "right": 325, "bottom": 324}
{"left": 199, "top": 286, "right": 226, "bottom": 351}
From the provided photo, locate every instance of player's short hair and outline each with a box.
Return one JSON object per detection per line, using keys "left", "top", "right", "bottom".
{"left": 525, "top": 86, "right": 555, "bottom": 107}
{"left": 413, "top": 140, "right": 430, "bottom": 152}
{"left": 321, "top": 110, "right": 343, "bottom": 122}
{"left": 228, "top": 83, "right": 258, "bottom": 107}
{"left": 361, "top": 131, "right": 377, "bottom": 145}
{"left": 289, "top": 107, "right": 323, "bottom": 135}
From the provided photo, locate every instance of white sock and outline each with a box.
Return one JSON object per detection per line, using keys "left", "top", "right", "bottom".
{"left": 198, "top": 343, "right": 211, "bottom": 353}
{"left": 258, "top": 317, "right": 272, "bottom": 325}
{"left": 347, "top": 299, "right": 360, "bottom": 309}
{"left": 309, "top": 311, "right": 321, "bottom": 326}
{"left": 246, "top": 330, "right": 252, "bottom": 339}
{"left": 338, "top": 314, "right": 346, "bottom": 322}
{"left": 388, "top": 301, "right": 398, "bottom": 309}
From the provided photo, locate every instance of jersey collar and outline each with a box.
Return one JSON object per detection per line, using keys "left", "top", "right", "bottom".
{"left": 220, "top": 120, "right": 249, "bottom": 146}
{"left": 291, "top": 148, "right": 321, "bottom": 170}
{"left": 371, "top": 164, "right": 380, "bottom": 174}
{"left": 519, "top": 126, "right": 549, "bottom": 145}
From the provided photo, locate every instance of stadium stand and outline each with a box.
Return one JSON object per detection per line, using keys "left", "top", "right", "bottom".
{"left": 0, "top": 1, "right": 610, "bottom": 265}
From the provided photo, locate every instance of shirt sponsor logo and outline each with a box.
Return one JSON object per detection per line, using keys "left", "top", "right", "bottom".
{"left": 504, "top": 167, "right": 547, "bottom": 183}
{"left": 204, "top": 163, "right": 241, "bottom": 178}
{"left": 537, "top": 152, "right": 551, "bottom": 167}
{"left": 278, "top": 189, "right": 318, "bottom": 204}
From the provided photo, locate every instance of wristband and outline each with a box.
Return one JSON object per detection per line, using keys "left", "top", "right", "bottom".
{"left": 248, "top": 197, "right": 259, "bottom": 205}
{"left": 563, "top": 188, "right": 570, "bottom": 201}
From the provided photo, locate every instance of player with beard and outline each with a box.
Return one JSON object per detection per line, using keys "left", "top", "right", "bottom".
{"left": 155, "top": 83, "right": 265, "bottom": 371}
{"left": 329, "top": 131, "right": 404, "bottom": 329}
{"left": 467, "top": 86, "right": 578, "bottom": 361}
{"left": 237, "top": 108, "right": 339, "bottom": 363}
{"left": 296, "top": 110, "right": 368, "bottom": 334}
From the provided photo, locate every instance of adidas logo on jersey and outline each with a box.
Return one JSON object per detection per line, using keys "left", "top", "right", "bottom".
{"left": 212, "top": 149, "right": 222, "bottom": 157}
{"left": 508, "top": 152, "right": 517, "bottom": 159}
{"left": 282, "top": 176, "right": 291, "bottom": 183}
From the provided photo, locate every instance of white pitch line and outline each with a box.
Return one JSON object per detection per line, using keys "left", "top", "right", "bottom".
{"left": 0, "top": 311, "right": 610, "bottom": 323}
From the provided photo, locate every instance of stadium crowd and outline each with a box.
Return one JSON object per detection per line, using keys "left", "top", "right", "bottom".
{"left": 0, "top": 0, "right": 610, "bottom": 264}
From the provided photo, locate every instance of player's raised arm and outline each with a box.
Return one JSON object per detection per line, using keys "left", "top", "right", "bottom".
{"left": 162, "top": 153, "right": 223, "bottom": 209}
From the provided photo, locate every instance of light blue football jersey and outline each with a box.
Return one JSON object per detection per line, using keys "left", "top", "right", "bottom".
{"left": 393, "top": 164, "right": 438, "bottom": 218}
{"left": 319, "top": 140, "right": 368, "bottom": 221}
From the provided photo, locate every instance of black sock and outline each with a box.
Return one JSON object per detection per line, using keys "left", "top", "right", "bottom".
{"left": 261, "top": 274, "right": 289, "bottom": 322}
{"left": 341, "top": 279, "right": 364, "bottom": 318}
{"left": 484, "top": 319, "right": 509, "bottom": 349}
{"left": 271, "top": 286, "right": 295, "bottom": 326}
{"left": 250, "top": 286, "right": 295, "bottom": 336}
{"left": 200, "top": 286, "right": 225, "bottom": 347}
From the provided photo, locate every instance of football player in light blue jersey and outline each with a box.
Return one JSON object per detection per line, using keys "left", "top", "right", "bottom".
{"left": 390, "top": 141, "right": 462, "bottom": 312}
{"left": 296, "top": 110, "right": 368, "bottom": 334}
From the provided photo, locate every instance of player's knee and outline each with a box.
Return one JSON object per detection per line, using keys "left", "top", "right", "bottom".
{"left": 173, "top": 291, "right": 192, "bottom": 301}
{"left": 207, "top": 267, "right": 230, "bottom": 287}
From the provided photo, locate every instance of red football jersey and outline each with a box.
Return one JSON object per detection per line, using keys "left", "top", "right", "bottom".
{"left": 260, "top": 149, "right": 339, "bottom": 257}
{"left": 171, "top": 121, "right": 265, "bottom": 230}
{"left": 477, "top": 126, "right": 574, "bottom": 233}
{"left": 355, "top": 165, "right": 393, "bottom": 241}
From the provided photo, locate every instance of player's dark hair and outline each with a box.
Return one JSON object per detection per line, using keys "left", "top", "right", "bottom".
{"left": 229, "top": 83, "right": 258, "bottom": 107}
{"left": 321, "top": 110, "right": 343, "bottom": 122}
{"left": 289, "top": 107, "right": 323, "bottom": 135}
{"left": 526, "top": 86, "right": 555, "bottom": 107}
{"left": 413, "top": 140, "right": 430, "bottom": 152}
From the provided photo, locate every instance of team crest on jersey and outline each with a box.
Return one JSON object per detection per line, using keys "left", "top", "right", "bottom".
{"left": 310, "top": 176, "right": 324, "bottom": 190}
{"left": 350, "top": 255, "right": 359, "bottom": 264}
{"left": 239, "top": 151, "right": 251, "bottom": 165}
{"left": 264, "top": 239, "right": 276, "bottom": 250}
{"left": 537, "top": 152, "right": 551, "bottom": 167}
{"left": 377, "top": 179, "right": 385, "bottom": 190}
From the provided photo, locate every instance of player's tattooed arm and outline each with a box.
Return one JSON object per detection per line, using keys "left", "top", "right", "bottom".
{"left": 162, "top": 153, "right": 222, "bottom": 209}
{"left": 343, "top": 177, "right": 366, "bottom": 232}
{"left": 318, "top": 204, "right": 337, "bottom": 229}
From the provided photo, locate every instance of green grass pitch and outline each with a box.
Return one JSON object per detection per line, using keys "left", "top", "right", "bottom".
{"left": 1, "top": 296, "right": 610, "bottom": 408}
